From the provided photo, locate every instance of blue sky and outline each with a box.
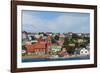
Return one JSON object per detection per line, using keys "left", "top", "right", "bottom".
{"left": 22, "top": 10, "right": 90, "bottom": 33}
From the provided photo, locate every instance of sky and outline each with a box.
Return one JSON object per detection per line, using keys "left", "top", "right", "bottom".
{"left": 22, "top": 10, "right": 90, "bottom": 33}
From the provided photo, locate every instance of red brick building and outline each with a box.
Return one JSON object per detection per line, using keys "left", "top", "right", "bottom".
{"left": 25, "top": 42, "right": 47, "bottom": 54}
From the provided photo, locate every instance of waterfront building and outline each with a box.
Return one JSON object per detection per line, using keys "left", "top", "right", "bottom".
{"left": 50, "top": 45, "right": 62, "bottom": 53}
{"left": 25, "top": 42, "right": 47, "bottom": 55}
{"left": 22, "top": 31, "right": 29, "bottom": 45}
{"left": 80, "top": 48, "right": 89, "bottom": 55}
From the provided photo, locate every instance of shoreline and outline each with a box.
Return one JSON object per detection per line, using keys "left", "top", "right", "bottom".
{"left": 22, "top": 54, "right": 90, "bottom": 60}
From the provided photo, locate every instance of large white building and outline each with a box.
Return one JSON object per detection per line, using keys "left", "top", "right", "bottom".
{"left": 80, "top": 48, "right": 89, "bottom": 55}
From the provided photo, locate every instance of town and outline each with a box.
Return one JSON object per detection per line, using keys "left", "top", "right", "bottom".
{"left": 22, "top": 31, "right": 90, "bottom": 61}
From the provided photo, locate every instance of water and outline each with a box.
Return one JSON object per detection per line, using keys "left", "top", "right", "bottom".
{"left": 22, "top": 55, "right": 90, "bottom": 63}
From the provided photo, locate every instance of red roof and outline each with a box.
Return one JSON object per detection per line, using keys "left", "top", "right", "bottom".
{"left": 26, "top": 42, "right": 46, "bottom": 49}
{"left": 25, "top": 42, "right": 46, "bottom": 53}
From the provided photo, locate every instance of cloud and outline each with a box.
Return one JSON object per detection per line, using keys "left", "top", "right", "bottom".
{"left": 22, "top": 11, "right": 90, "bottom": 33}
{"left": 46, "top": 13, "right": 90, "bottom": 33}
{"left": 22, "top": 11, "right": 48, "bottom": 32}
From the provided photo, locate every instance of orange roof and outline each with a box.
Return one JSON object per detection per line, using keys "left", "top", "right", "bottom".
{"left": 33, "top": 43, "right": 46, "bottom": 49}
{"left": 25, "top": 42, "right": 46, "bottom": 52}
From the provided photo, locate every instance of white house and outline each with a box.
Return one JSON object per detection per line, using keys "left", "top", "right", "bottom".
{"left": 77, "top": 33, "right": 82, "bottom": 37}
{"left": 22, "top": 31, "right": 29, "bottom": 45}
{"left": 80, "top": 48, "right": 89, "bottom": 55}
{"left": 22, "top": 31, "right": 28, "bottom": 40}
{"left": 50, "top": 45, "right": 62, "bottom": 53}
{"left": 34, "top": 34, "right": 40, "bottom": 39}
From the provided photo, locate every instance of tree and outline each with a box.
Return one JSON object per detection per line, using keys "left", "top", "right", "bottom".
{"left": 72, "top": 33, "right": 78, "bottom": 39}
{"left": 62, "top": 37, "right": 69, "bottom": 48}
{"left": 67, "top": 46, "right": 75, "bottom": 54}
{"left": 54, "top": 35, "right": 59, "bottom": 40}
{"left": 51, "top": 37, "right": 56, "bottom": 44}
{"left": 63, "top": 37, "right": 77, "bottom": 54}
{"left": 30, "top": 36, "right": 36, "bottom": 40}
{"left": 22, "top": 45, "right": 27, "bottom": 56}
